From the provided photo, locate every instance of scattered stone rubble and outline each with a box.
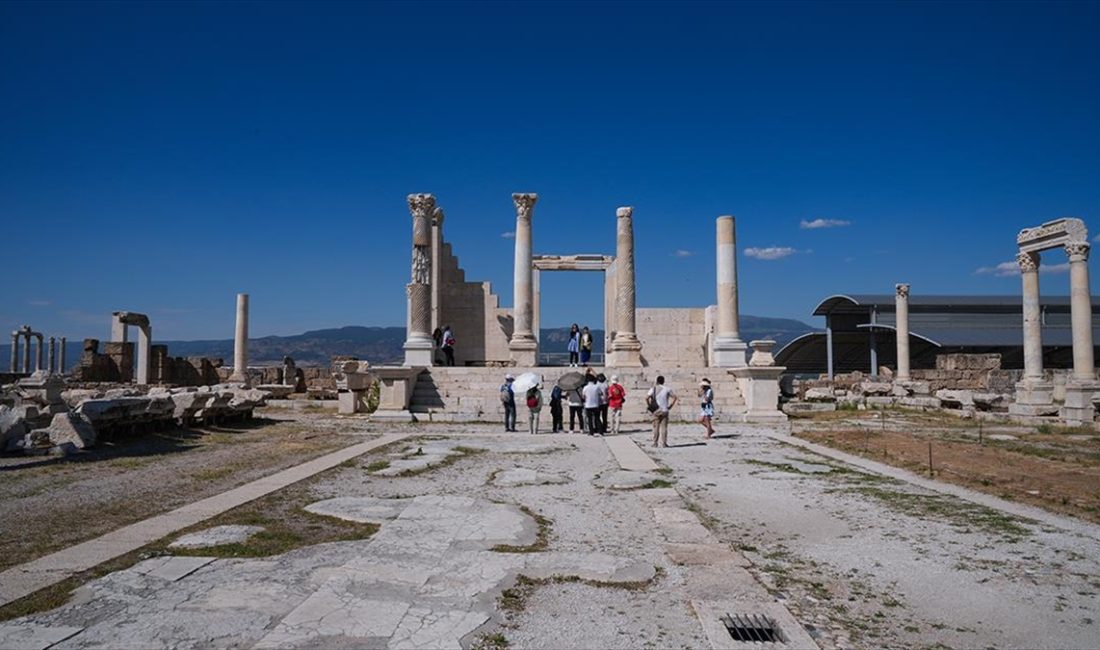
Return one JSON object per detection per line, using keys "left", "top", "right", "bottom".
{"left": 1, "top": 378, "right": 272, "bottom": 455}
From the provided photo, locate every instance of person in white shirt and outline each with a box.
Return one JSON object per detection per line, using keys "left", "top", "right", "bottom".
{"left": 582, "top": 375, "right": 602, "bottom": 436}
{"left": 646, "top": 375, "right": 678, "bottom": 447}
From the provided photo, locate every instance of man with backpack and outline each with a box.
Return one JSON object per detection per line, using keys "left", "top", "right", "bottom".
{"left": 646, "top": 375, "right": 677, "bottom": 447}
{"left": 500, "top": 374, "right": 516, "bottom": 432}
{"left": 525, "top": 383, "right": 543, "bottom": 435}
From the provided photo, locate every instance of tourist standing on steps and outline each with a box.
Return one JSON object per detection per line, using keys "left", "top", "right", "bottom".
{"left": 579, "top": 326, "right": 594, "bottom": 365}
{"left": 441, "top": 325, "right": 456, "bottom": 366}
{"left": 526, "top": 383, "right": 543, "bottom": 435}
{"left": 500, "top": 374, "right": 516, "bottom": 432}
{"left": 567, "top": 386, "right": 585, "bottom": 432}
{"left": 596, "top": 373, "right": 609, "bottom": 434}
{"left": 582, "top": 374, "right": 602, "bottom": 436}
{"left": 549, "top": 383, "right": 564, "bottom": 432}
{"left": 567, "top": 323, "right": 580, "bottom": 367}
{"left": 646, "top": 375, "right": 677, "bottom": 447}
{"left": 432, "top": 327, "right": 443, "bottom": 364}
{"left": 698, "top": 378, "right": 715, "bottom": 439}
{"left": 608, "top": 375, "right": 626, "bottom": 435}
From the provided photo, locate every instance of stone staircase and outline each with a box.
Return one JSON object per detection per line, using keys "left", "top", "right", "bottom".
{"left": 410, "top": 366, "right": 745, "bottom": 423}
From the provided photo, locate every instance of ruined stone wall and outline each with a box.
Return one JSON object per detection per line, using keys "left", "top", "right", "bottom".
{"left": 215, "top": 365, "right": 335, "bottom": 390}
{"left": 435, "top": 240, "right": 511, "bottom": 365}
{"left": 636, "top": 308, "right": 711, "bottom": 368}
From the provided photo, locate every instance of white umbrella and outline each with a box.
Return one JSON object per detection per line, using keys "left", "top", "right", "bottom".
{"left": 511, "top": 372, "right": 542, "bottom": 393}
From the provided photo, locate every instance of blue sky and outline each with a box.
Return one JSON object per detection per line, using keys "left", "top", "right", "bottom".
{"left": 2, "top": 1, "right": 1099, "bottom": 341}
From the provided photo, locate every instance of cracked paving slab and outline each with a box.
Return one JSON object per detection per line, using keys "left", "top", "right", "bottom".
{"left": 0, "top": 494, "right": 652, "bottom": 649}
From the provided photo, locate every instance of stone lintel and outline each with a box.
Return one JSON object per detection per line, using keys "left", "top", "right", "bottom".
{"left": 1017, "top": 217, "right": 1088, "bottom": 254}
{"left": 532, "top": 254, "right": 615, "bottom": 271}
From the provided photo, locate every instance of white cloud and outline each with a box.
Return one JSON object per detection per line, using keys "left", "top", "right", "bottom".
{"left": 744, "top": 246, "right": 798, "bottom": 260}
{"left": 975, "top": 261, "right": 1071, "bottom": 277}
{"left": 28, "top": 299, "right": 51, "bottom": 307}
{"left": 672, "top": 249, "right": 694, "bottom": 258}
{"left": 800, "top": 218, "right": 851, "bottom": 229}
{"left": 1093, "top": 233, "right": 1100, "bottom": 242}
{"left": 501, "top": 231, "right": 515, "bottom": 239}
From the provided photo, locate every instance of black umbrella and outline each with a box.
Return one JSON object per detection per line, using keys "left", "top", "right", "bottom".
{"left": 556, "top": 371, "right": 585, "bottom": 391}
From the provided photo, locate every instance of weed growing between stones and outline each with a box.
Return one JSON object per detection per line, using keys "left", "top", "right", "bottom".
{"left": 638, "top": 478, "right": 676, "bottom": 489}
{"left": 365, "top": 459, "right": 391, "bottom": 472}
{"left": 835, "top": 486, "right": 1033, "bottom": 541}
{"left": 496, "top": 571, "right": 660, "bottom": 616}
{"left": 471, "top": 631, "right": 510, "bottom": 649}
{"left": 492, "top": 506, "right": 552, "bottom": 553}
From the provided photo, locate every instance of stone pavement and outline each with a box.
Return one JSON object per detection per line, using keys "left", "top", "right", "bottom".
{"left": 0, "top": 432, "right": 408, "bottom": 609}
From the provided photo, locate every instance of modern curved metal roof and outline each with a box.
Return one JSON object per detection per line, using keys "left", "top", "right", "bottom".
{"left": 811, "top": 294, "right": 1095, "bottom": 316}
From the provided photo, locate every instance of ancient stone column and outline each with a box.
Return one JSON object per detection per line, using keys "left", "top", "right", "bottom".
{"left": 609, "top": 206, "right": 642, "bottom": 366}
{"left": 59, "top": 337, "right": 66, "bottom": 375}
{"left": 1066, "top": 241, "right": 1095, "bottom": 380}
{"left": 509, "top": 193, "right": 538, "bottom": 366}
{"left": 1018, "top": 251, "right": 1044, "bottom": 381}
{"left": 9, "top": 331, "right": 17, "bottom": 373}
{"left": 895, "top": 284, "right": 911, "bottom": 381}
{"left": 21, "top": 329, "right": 31, "bottom": 373}
{"left": 713, "top": 216, "right": 748, "bottom": 367}
{"left": 403, "top": 194, "right": 436, "bottom": 366}
{"left": 229, "top": 293, "right": 249, "bottom": 383}
{"left": 33, "top": 334, "right": 43, "bottom": 372}
{"left": 136, "top": 325, "right": 151, "bottom": 385}
{"left": 47, "top": 336, "right": 56, "bottom": 374}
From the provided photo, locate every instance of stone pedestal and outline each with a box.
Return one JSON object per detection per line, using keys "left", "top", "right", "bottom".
{"left": 731, "top": 341, "right": 787, "bottom": 423}
{"left": 370, "top": 367, "right": 423, "bottom": 422}
{"left": 334, "top": 360, "right": 373, "bottom": 415}
{"left": 1060, "top": 380, "right": 1099, "bottom": 426}
{"left": 609, "top": 206, "right": 642, "bottom": 367}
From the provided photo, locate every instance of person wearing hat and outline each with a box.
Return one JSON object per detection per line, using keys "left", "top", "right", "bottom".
{"left": 500, "top": 374, "right": 517, "bottom": 432}
{"left": 698, "top": 378, "right": 715, "bottom": 439}
{"left": 607, "top": 375, "right": 626, "bottom": 435}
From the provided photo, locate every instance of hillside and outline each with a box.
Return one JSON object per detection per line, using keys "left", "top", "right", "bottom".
{"left": 3, "top": 317, "right": 817, "bottom": 370}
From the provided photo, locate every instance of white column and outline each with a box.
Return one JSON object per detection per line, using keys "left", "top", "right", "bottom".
{"left": 1066, "top": 241, "right": 1094, "bottom": 380}
{"left": 47, "top": 336, "right": 56, "bottom": 374}
{"left": 33, "top": 334, "right": 43, "bottom": 372}
{"left": 712, "top": 215, "right": 747, "bottom": 367}
{"left": 229, "top": 293, "right": 249, "bottom": 382}
{"left": 609, "top": 206, "right": 642, "bottom": 366}
{"left": 21, "top": 330, "right": 31, "bottom": 373}
{"left": 9, "top": 331, "right": 17, "bottom": 373}
{"left": 895, "top": 284, "right": 911, "bottom": 381}
{"left": 509, "top": 193, "right": 538, "bottom": 366}
{"left": 59, "top": 337, "right": 67, "bottom": 375}
{"left": 404, "top": 194, "right": 435, "bottom": 366}
{"left": 1019, "top": 252, "right": 1044, "bottom": 381}
{"left": 136, "top": 326, "right": 151, "bottom": 385}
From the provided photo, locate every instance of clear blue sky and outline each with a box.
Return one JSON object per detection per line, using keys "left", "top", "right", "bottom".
{"left": 2, "top": 1, "right": 1099, "bottom": 341}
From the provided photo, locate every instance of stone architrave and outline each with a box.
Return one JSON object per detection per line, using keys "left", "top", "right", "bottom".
{"left": 712, "top": 216, "right": 747, "bottom": 367}
{"left": 404, "top": 193, "right": 436, "bottom": 367}
{"left": 229, "top": 294, "right": 250, "bottom": 383}
{"left": 609, "top": 206, "right": 642, "bottom": 367}
{"left": 509, "top": 193, "right": 538, "bottom": 366}
{"left": 894, "top": 284, "right": 911, "bottom": 381}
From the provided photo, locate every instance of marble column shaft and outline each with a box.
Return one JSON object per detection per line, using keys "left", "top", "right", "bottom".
{"left": 716, "top": 216, "right": 741, "bottom": 340}
{"left": 1066, "top": 242, "right": 1094, "bottom": 380}
{"left": 9, "top": 332, "right": 17, "bottom": 373}
{"left": 404, "top": 193, "right": 436, "bottom": 366}
{"left": 615, "top": 206, "right": 637, "bottom": 339}
{"left": 47, "top": 336, "right": 56, "bottom": 374}
{"left": 230, "top": 293, "right": 249, "bottom": 382}
{"left": 34, "top": 334, "right": 43, "bottom": 371}
{"left": 510, "top": 193, "right": 537, "bottom": 344}
{"left": 1018, "top": 252, "right": 1044, "bottom": 381}
{"left": 22, "top": 333, "right": 31, "bottom": 373}
{"left": 59, "top": 337, "right": 67, "bottom": 375}
{"left": 895, "top": 284, "right": 911, "bottom": 381}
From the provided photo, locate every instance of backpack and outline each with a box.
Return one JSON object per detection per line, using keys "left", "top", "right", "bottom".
{"left": 445, "top": 335, "right": 455, "bottom": 347}
{"left": 527, "top": 395, "right": 538, "bottom": 408}
{"left": 645, "top": 386, "right": 660, "bottom": 413}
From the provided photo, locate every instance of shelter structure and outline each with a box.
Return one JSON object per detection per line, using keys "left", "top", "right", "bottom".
{"left": 776, "top": 294, "right": 1100, "bottom": 377}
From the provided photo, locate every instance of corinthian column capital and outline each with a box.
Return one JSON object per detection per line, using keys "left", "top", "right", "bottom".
{"left": 1065, "top": 241, "right": 1091, "bottom": 262}
{"left": 895, "top": 283, "right": 910, "bottom": 299}
{"left": 512, "top": 193, "right": 538, "bottom": 220}
{"left": 616, "top": 206, "right": 633, "bottom": 219}
{"left": 407, "top": 193, "right": 437, "bottom": 220}
{"left": 1016, "top": 251, "right": 1040, "bottom": 273}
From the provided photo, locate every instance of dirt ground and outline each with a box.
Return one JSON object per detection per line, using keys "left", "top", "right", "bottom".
{"left": 791, "top": 409, "right": 1100, "bottom": 523}
{"left": 0, "top": 410, "right": 373, "bottom": 572}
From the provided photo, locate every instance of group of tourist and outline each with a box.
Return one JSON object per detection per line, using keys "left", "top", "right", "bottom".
{"left": 497, "top": 369, "right": 717, "bottom": 445}
{"left": 565, "top": 323, "right": 594, "bottom": 366}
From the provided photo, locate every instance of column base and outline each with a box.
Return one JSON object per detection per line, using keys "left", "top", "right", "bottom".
{"left": 228, "top": 371, "right": 249, "bottom": 386}
{"left": 609, "top": 334, "right": 643, "bottom": 368}
{"left": 509, "top": 336, "right": 538, "bottom": 367}
{"left": 1013, "top": 379, "right": 1054, "bottom": 406}
{"left": 1061, "top": 380, "right": 1100, "bottom": 426}
{"left": 404, "top": 337, "right": 434, "bottom": 367}
{"left": 712, "top": 337, "right": 748, "bottom": 368}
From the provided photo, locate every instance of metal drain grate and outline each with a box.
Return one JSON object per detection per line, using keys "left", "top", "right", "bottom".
{"left": 721, "top": 613, "right": 783, "bottom": 644}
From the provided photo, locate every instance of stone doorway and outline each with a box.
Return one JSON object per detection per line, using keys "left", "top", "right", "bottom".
{"left": 532, "top": 259, "right": 614, "bottom": 366}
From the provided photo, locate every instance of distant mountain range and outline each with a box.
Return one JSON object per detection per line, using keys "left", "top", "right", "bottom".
{"left": 2, "top": 315, "right": 816, "bottom": 370}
